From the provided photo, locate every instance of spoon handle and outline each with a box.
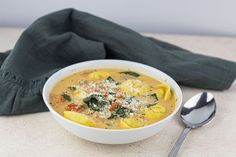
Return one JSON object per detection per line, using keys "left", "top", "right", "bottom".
{"left": 168, "top": 127, "right": 191, "bottom": 157}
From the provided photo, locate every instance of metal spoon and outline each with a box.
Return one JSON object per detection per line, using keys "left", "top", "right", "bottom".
{"left": 168, "top": 92, "right": 216, "bottom": 157}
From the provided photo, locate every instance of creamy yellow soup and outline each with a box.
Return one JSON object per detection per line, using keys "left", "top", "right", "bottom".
{"left": 49, "top": 69, "right": 176, "bottom": 129}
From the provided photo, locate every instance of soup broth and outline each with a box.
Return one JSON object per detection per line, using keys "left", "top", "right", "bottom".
{"left": 49, "top": 69, "right": 176, "bottom": 129}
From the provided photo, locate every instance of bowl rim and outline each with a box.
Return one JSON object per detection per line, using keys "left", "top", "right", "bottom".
{"left": 42, "top": 59, "right": 183, "bottom": 132}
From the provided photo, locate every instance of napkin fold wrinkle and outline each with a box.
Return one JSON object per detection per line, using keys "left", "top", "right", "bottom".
{"left": 0, "top": 8, "right": 236, "bottom": 115}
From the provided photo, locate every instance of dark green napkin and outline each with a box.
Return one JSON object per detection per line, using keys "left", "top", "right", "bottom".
{"left": 0, "top": 8, "right": 236, "bottom": 115}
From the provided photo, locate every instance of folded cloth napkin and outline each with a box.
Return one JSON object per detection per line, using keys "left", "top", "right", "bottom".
{"left": 0, "top": 8, "right": 236, "bottom": 115}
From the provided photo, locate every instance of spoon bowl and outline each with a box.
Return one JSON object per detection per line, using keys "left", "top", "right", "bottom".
{"left": 181, "top": 92, "right": 216, "bottom": 128}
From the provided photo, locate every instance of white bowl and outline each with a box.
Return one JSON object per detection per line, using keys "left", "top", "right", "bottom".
{"left": 42, "top": 60, "right": 182, "bottom": 144}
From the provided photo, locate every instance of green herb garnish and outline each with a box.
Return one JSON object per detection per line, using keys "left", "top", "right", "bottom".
{"left": 146, "top": 93, "right": 158, "bottom": 108}
{"left": 106, "top": 76, "right": 120, "bottom": 85}
{"left": 106, "top": 76, "right": 115, "bottom": 83}
{"left": 146, "top": 103, "right": 157, "bottom": 108}
{"left": 119, "top": 71, "right": 140, "bottom": 77}
{"left": 149, "top": 93, "right": 158, "bottom": 102}
{"left": 68, "top": 86, "right": 76, "bottom": 91}
{"left": 108, "top": 89, "right": 116, "bottom": 95}
{"left": 62, "top": 93, "right": 71, "bottom": 101}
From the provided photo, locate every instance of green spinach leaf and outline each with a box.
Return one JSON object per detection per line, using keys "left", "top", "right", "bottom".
{"left": 149, "top": 93, "right": 158, "bottom": 102}
{"left": 119, "top": 71, "right": 140, "bottom": 77}
{"left": 109, "top": 106, "right": 133, "bottom": 119}
{"left": 83, "top": 94, "right": 108, "bottom": 111}
{"left": 106, "top": 76, "right": 115, "bottom": 83}
{"left": 68, "top": 86, "right": 76, "bottom": 91}
{"left": 62, "top": 93, "right": 71, "bottom": 101}
{"left": 146, "top": 103, "right": 157, "bottom": 108}
{"left": 146, "top": 93, "right": 158, "bottom": 108}
{"left": 106, "top": 76, "right": 120, "bottom": 85}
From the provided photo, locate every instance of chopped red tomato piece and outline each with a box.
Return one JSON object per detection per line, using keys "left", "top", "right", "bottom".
{"left": 67, "top": 103, "right": 78, "bottom": 110}
{"left": 109, "top": 102, "right": 122, "bottom": 111}
{"left": 66, "top": 103, "right": 85, "bottom": 112}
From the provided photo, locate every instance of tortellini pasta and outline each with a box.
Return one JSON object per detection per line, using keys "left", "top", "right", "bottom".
{"left": 64, "top": 111, "right": 95, "bottom": 127}
{"left": 73, "top": 89, "right": 87, "bottom": 99}
{"left": 119, "top": 79, "right": 149, "bottom": 96}
{"left": 119, "top": 117, "right": 145, "bottom": 128}
{"left": 144, "top": 105, "right": 166, "bottom": 120}
{"left": 88, "top": 71, "right": 109, "bottom": 80}
{"left": 119, "top": 119, "right": 132, "bottom": 129}
{"left": 156, "top": 82, "right": 172, "bottom": 100}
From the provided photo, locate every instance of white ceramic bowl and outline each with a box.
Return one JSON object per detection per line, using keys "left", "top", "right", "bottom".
{"left": 43, "top": 60, "right": 182, "bottom": 144}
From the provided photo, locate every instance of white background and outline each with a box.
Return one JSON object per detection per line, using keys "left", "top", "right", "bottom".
{"left": 0, "top": 0, "right": 236, "bottom": 37}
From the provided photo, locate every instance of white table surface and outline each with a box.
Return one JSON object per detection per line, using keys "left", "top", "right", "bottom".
{"left": 0, "top": 28, "right": 236, "bottom": 157}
